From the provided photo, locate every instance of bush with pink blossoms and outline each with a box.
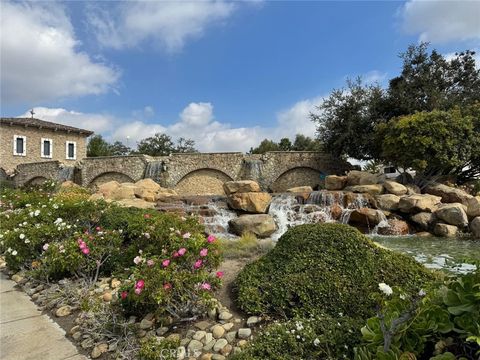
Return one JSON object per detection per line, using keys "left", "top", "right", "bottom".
{"left": 119, "top": 232, "right": 222, "bottom": 319}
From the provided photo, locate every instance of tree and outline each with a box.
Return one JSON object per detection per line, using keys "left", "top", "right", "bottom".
{"left": 378, "top": 107, "right": 479, "bottom": 185}
{"left": 175, "top": 137, "right": 197, "bottom": 153}
{"left": 250, "top": 139, "right": 280, "bottom": 154}
{"left": 136, "top": 133, "right": 197, "bottom": 156}
{"left": 292, "top": 134, "right": 322, "bottom": 151}
{"left": 278, "top": 138, "right": 292, "bottom": 151}
{"left": 87, "top": 135, "right": 113, "bottom": 157}
{"left": 110, "top": 141, "right": 131, "bottom": 156}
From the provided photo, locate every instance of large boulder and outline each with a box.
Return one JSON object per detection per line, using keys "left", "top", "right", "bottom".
{"left": 470, "top": 217, "right": 480, "bottom": 239}
{"left": 467, "top": 196, "right": 480, "bottom": 218}
{"left": 346, "top": 170, "right": 383, "bottom": 186}
{"left": 344, "top": 184, "right": 384, "bottom": 196}
{"left": 223, "top": 181, "right": 261, "bottom": 195}
{"left": 398, "top": 194, "right": 442, "bottom": 213}
{"left": 348, "top": 208, "right": 385, "bottom": 227}
{"left": 410, "top": 212, "right": 435, "bottom": 231}
{"left": 110, "top": 183, "right": 136, "bottom": 200}
{"left": 344, "top": 192, "right": 377, "bottom": 209}
{"left": 154, "top": 188, "right": 178, "bottom": 201}
{"left": 383, "top": 181, "right": 407, "bottom": 196}
{"left": 377, "top": 219, "right": 410, "bottom": 236}
{"left": 116, "top": 198, "right": 155, "bottom": 209}
{"left": 286, "top": 186, "right": 313, "bottom": 193}
{"left": 405, "top": 184, "right": 421, "bottom": 195}
{"left": 425, "top": 183, "right": 473, "bottom": 206}
{"left": 97, "top": 181, "right": 120, "bottom": 198}
{"left": 434, "top": 203, "right": 468, "bottom": 227}
{"left": 229, "top": 215, "right": 277, "bottom": 238}
{"left": 60, "top": 180, "right": 80, "bottom": 189}
{"left": 325, "top": 175, "right": 347, "bottom": 190}
{"left": 135, "top": 178, "right": 161, "bottom": 192}
{"left": 433, "top": 223, "right": 458, "bottom": 238}
{"left": 227, "top": 192, "right": 272, "bottom": 213}
{"left": 375, "top": 194, "right": 400, "bottom": 211}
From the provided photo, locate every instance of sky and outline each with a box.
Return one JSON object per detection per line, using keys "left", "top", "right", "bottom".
{"left": 1, "top": 0, "right": 479, "bottom": 152}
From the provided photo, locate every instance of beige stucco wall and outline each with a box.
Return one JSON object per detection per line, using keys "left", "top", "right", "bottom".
{"left": 0, "top": 124, "right": 88, "bottom": 172}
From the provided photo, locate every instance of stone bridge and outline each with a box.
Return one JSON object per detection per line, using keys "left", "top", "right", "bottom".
{"left": 11, "top": 152, "right": 352, "bottom": 194}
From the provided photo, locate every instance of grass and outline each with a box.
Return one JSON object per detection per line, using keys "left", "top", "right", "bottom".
{"left": 219, "top": 232, "right": 275, "bottom": 260}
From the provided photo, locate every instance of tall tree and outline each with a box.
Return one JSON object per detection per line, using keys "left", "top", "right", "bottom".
{"left": 249, "top": 139, "right": 280, "bottom": 154}
{"left": 87, "top": 135, "right": 112, "bottom": 157}
{"left": 136, "top": 133, "right": 197, "bottom": 156}
{"left": 110, "top": 141, "right": 132, "bottom": 156}
{"left": 278, "top": 138, "right": 292, "bottom": 151}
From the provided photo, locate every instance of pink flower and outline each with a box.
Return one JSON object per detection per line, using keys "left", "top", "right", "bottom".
{"left": 82, "top": 247, "right": 90, "bottom": 255}
{"left": 147, "top": 259, "right": 154, "bottom": 267}
{"left": 216, "top": 271, "right": 224, "bottom": 279}
{"left": 95, "top": 226, "right": 101, "bottom": 231}
{"left": 173, "top": 251, "right": 179, "bottom": 258}
{"left": 162, "top": 259, "right": 170, "bottom": 267}
{"left": 200, "top": 283, "right": 211, "bottom": 290}
{"left": 200, "top": 248, "right": 208, "bottom": 257}
{"left": 207, "top": 235, "right": 216, "bottom": 243}
{"left": 134, "top": 288, "right": 142, "bottom": 295}
{"left": 144, "top": 214, "right": 151, "bottom": 219}
{"left": 121, "top": 291, "right": 128, "bottom": 300}
{"left": 163, "top": 283, "right": 172, "bottom": 290}
{"left": 182, "top": 232, "right": 191, "bottom": 239}
{"left": 42, "top": 243, "right": 49, "bottom": 251}
{"left": 135, "top": 279, "right": 145, "bottom": 289}
{"left": 77, "top": 238, "right": 83, "bottom": 245}
{"left": 178, "top": 248, "right": 187, "bottom": 256}
{"left": 194, "top": 259, "right": 203, "bottom": 269}
{"left": 79, "top": 242, "right": 87, "bottom": 250}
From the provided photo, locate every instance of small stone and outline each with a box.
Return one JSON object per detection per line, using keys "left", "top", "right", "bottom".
{"left": 108, "top": 343, "right": 117, "bottom": 352}
{"left": 207, "top": 308, "right": 217, "bottom": 320}
{"left": 180, "top": 338, "right": 190, "bottom": 347}
{"left": 140, "top": 318, "right": 154, "bottom": 329}
{"left": 203, "top": 339, "right": 216, "bottom": 351}
{"left": 91, "top": 343, "right": 108, "bottom": 359}
{"left": 238, "top": 328, "right": 251, "bottom": 339}
{"left": 222, "top": 323, "right": 234, "bottom": 331}
{"left": 220, "top": 344, "right": 233, "bottom": 356}
{"left": 111, "top": 278, "right": 121, "bottom": 288}
{"left": 81, "top": 338, "right": 94, "bottom": 349}
{"left": 188, "top": 339, "right": 203, "bottom": 353}
{"left": 137, "top": 330, "right": 147, "bottom": 338}
{"left": 225, "top": 331, "right": 236, "bottom": 343}
{"left": 237, "top": 340, "right": 248, "bottom": 348}
{"left": 211, "top": 325, "right": 225, "bottom": 339}
{"left": 55, "top": 305, "right": 72, "bottom": 317}
{"left": 156, "top": 326, "right": 169, "bottom": 336}
{"left": 246, "top": 316, "right": 260, "bottom": 327}
{"left": 102, "top": 292, "right": 112, "bottom": 302}
{"left": 193, "top": 330, "right": 206, "bottom": 341}
{"left": 212, "top": 354, "right": 226, "bottom": 360}
{"left": 203, "top": 332, "right": 213, "bottom": 345}
{"left": 218, "top": 311, "right": 233, "bottom": 321}
{"left": 72, "top": 332, "right": 82, "bottom": 341}
{"left": 166, "top": 333, "right": 181, "bottom": 342}
{"left": 213, "top": 338, "right": 228, "bottom": 352}
{"left": 234, "top": 318, "right": 242, "bottom": 324}
{"left": 195, "top": 320, "right": 211, "bottom": 330}
{"left": 177, "top": 346, "right": 186, "bottom": 360}
{"left": 200, "top": 354, "right": 213, "bottom": 360}
{"left": 69, "top": 325, "right": 80, "bottom": 335}
{"left": 186, "top": 329, "right": 196, "bottom": 338}
{"left": 11, "top": 274, "right": 24, "bottom": 283}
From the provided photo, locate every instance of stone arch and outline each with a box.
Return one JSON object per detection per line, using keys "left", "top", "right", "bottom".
{"left": 25, "top": 176, "right": 49, "bottom": 186}
{"left": 174, "top": 168, "right": 233, "bottom": 195}
{"left": 89, "top": 172, "right": 135, "bottom": 188}
{"left": 271, "top": 167, "right": 325, "bottom": 193}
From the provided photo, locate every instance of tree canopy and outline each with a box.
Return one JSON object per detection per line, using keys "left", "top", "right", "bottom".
{"left": 249, "top": 134, "right": 322, "bottom": 154}
{"left": 136, "top": 133, "right": 197, "bottom": 156}
{"left": 87, "top": 135, "right": 132, "bottom": 157}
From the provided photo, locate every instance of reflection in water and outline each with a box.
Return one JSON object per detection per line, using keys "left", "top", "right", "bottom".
{"left": 373, "top": 235, "right": 479, "bottom": 274}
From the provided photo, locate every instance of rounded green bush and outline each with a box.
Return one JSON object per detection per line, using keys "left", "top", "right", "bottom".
{"left": 234, "top": 223, "right": 434, "bottom": 319}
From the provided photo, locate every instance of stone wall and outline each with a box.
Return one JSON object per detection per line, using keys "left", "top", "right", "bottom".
{"left": 0, "top": 124, "right": 88, "bottom": 172}
{"left": 11, "top": 152, "right": 353, "bottom": 193}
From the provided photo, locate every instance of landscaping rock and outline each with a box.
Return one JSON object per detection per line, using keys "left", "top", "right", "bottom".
{"left": 325, "top": 175, "right": 347, "bottom": 190}
{"left": 344, "top": 184, "right": 383, "bottom": 196}
{"left": 286, "top": 186, "right": 313, "bottom": 193}
{"left": 225, "top": 331, "right": 236, "bottom": 343}
{"left": 410, "top": 212, "right": 435, "bottom": 230}
{"left": 377, "top": 219, "right": 410, "bottom": 236}
{"left": 156, "top": 327, "right": 169, "bottom": 336}
{"left": 348, "top": 208, "right": 385, "bottom": 227}
{"left": 405, "top": 184, "right": 421, "bottom": 195}
{"left": 212, "top": 325, "right": 225, "bottom": 339}
{"left": 102, "top": 291, "right": 112, "bottom": 302}
{"left": 212, "top": 355, "right": 226, "bottom": 360}
{"left": 188, "top": 339, "right": 204, "bottom": 353}
{"left": 139, "top": 318, "right": 154, "bottom": 329}
{"left": 177, "top": 346, "right": 186, "bottom": 360}
{"left": 471, "top": 217, "right": 480, "bottom": 239}
{"left": 467, "top": 196, "right": 480, "bottom": 218}
{"left": 229, "top": 214, "right": 277, "bottom": 238}
{"left": 220, "top": 344, "right": 233, "bottom": 356}
{"left": 11, "top": 274, "right": 24, "bottom": 283}
{"left": 97, "top": 181, "right": 120, "bottom": 198}
{"left": 227, "top": 192, "right": 272, "bottom": 213}
{"left": 204, "top": 339, "right": 216, "bottom": 351}
{"left": 213, "top": 339, "right": 229, "bottom": 352}
{"left": 375, "top": 194, "right": 400, "bottom": 211}
{"left": 91, "top": 343, "right": 108, "bottom": 359}
{"left": 55, "top": 305, "right": 72, "bottom": 317}
{"left": 425, "top": 183, "right": 473, "bottom": 206}
{"left": 434, "top": 203, "right": 468, "bottom": 227}
{"left": 110, "top": 184, "right": 136, "bottom": 200}
{"left": 246, "top": 316, "right": 260, "bottom": 327}
{"left": 346, "top": 170, "right": 383, "bottom": 186}
{"left": 135, "top": 178, "right": 161, "bottom": 192}
{"left": 398, "top": 194, "right": 442, "bottom": 213}
{"left": 195, "top": 320, "right": 211, "bottom": 330}
{"left": 223, "top": 180, "right": 261, "bottom": 195}
{"left": 204, "top": 332, "right": 213, "bottom": 344}
{"left": 193, "top": 331, "right": 206, "bottom": 341}
{"left": 383, "top": 181, "right": 408, "bottom": 196}
{"left": 116, "top": 198, "right": 155, "bottom": 209}
{"left": 222, "top": 322, "right": 234, "bottom": 331}
{"left": 434, "top": 223, "right": 458, "bottom": 237}
{"left": 237, "top": 328, "right": 252, "bottom": 339}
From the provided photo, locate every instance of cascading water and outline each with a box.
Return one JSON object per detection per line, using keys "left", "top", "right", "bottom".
{"left": 339, "top": 193, "right": 370, "bottom": 224}
{"left": 145, "top": 160, "right": 164, "bottom": 183}
{"left": 242, "top": 159, "right": 263, "bottom": 182}
{"left": 200, "top": 202, "right": 237, "bottom": 238}
{"left": 57, "top": 166, "right": 74, "bottom": 182}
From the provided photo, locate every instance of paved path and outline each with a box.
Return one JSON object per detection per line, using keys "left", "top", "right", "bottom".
{"left": 0, "top": 272, "right": 87, "bottom": 360}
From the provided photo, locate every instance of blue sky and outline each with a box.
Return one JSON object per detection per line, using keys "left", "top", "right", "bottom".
{"left": 1, "top": 0, "right": 479, "bottom": 152}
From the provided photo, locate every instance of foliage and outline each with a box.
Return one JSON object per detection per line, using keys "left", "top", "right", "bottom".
{"left": 378, "top": 107, "right": 479, "bottom": 185}
{"left": 234, "top": 223, "right": 433, "bottom": 319}
{"left": 231, "top": 314, "right": 363, "bottom": 360}
{"left": 139, "top": 337, "right": 180, "bottom": 360}
{"left": 355, "top": 269, "right": 480, "bottom": 360}
{"left": 136, "top": 133, "right": 196, "bottom": 156}
{"left": 219, "top": 232, "right": 274, "bottom": 260}
{"left": 249, "top": 134, "right": 322, "bottom": 154}
{"left": 87, "top": 135, "right": 132, "bottom": 157}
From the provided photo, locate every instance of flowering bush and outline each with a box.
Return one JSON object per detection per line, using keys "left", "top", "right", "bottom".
{"left": 119, "top": 232, "right": 222, "bottom": 319}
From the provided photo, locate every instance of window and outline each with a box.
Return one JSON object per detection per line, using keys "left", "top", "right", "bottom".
{"left": 13, "top": 135, "right": 26, "bottom": 156}
{"left": 66, "top": 141, "right": 76, "bottom": 160}
{"left": 41, "top": 138, "right": 52, "bottom": 158}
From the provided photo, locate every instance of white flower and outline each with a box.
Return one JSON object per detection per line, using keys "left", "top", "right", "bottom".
{"left": 379, "top": 283, "right": 393, "bottom": 296}
{"left": 42, "top": 243, "right": 49, "bottom": 251}
{"left": 53, "top": 204, "right": 59, "bottom": 209}
{"left": 54, "top": 218, "right": 63, "bottom": 225}
{"left": 133, "top": 256, "right": 143, "bottom": 265}
{"left": 11, "top": 250, "right": 18, "bottom": 256}
{"left": 29, "top": 211, "right": 34, "bottom": 217}
{"left": 19, "top": 233, "right": 25, "bottom": 240}
{"left": 400, "top": 294, "right": 406, "bottom": 300}
{"left": 419, "top": 289, "right": 426, "bottom": 297}
{"left": 6, "top": 247, "right": 12, "bottom": 253}
{"left": 313, "top": 338, "right": 320, "bottom": 346}
{"left": 24, "top": 239, "right": 30, "bottom": 244}
{"left": 34, "top": 210, "right": 40, "bottom": 216}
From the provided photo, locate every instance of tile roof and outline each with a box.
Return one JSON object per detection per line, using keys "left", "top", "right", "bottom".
{"left": 0, "top": 117, "right": 94, "bottom": 135}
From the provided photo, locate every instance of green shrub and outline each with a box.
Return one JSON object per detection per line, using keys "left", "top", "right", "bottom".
{"left": 234, "top": 223, "right": 434, "bottom": 319}
{"left": 232, "top": 314, "right": 362, "bottom": 360}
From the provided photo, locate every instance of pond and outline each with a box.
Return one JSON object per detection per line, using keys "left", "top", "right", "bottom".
{"left": 373, "top": 235, "right": 480, "bottom": 274}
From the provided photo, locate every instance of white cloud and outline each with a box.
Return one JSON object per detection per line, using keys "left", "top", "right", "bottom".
{"left": 86, "top": 1, "right": 237, "bottom": 52}
{"left": 401, "top": 0, "right": 480, "bottom": 43}
{"left": 0, "top": 1, "right": 119, "bottom": 105}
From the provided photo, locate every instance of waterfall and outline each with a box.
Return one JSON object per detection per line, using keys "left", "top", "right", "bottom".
{"left": 200, "top": 202, "right": 238, "bottom": 238}
{"left": 145, "top": 160, "right": 164, "bottom": 183}
{"left": 57, "top": 166, "right": 74, "bottom": 182}
{"left": 242, "top": 159, "right": 263, "bottom": 181}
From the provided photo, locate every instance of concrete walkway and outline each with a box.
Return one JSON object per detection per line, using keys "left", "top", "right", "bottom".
{"left": 0, "top": 272, "right": 87, "bottom": 360}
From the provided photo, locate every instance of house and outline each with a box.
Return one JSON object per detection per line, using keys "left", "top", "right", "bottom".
{"left": 0, "top": 117, "right": 93, "bottom": 173}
